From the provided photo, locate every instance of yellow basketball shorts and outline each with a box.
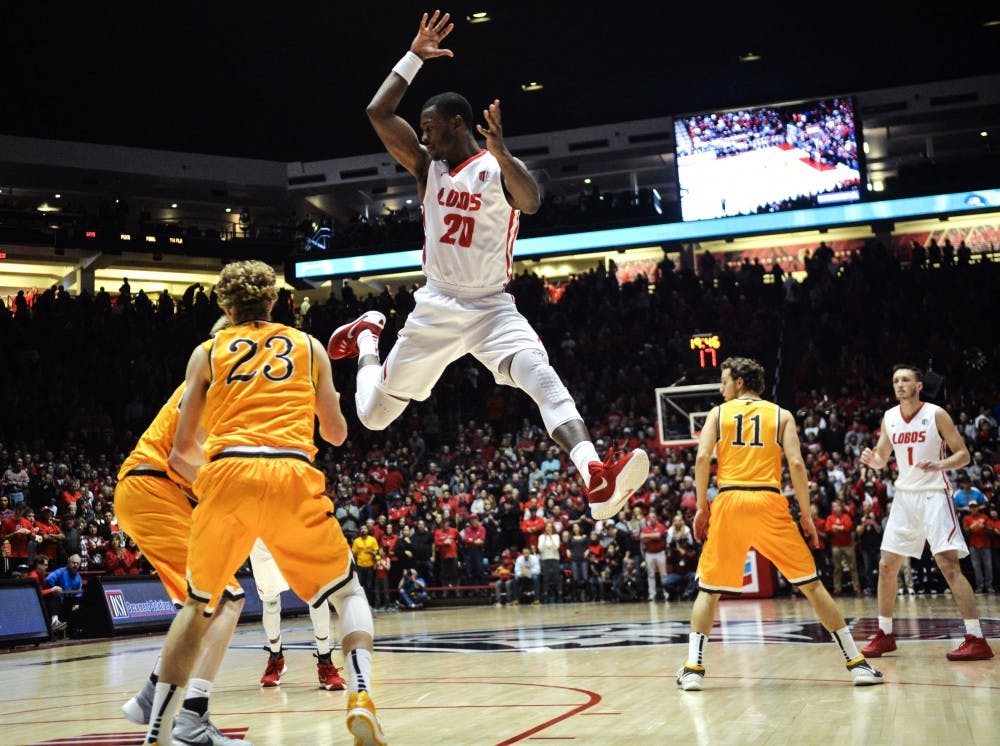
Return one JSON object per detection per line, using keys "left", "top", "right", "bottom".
{"left": 189, "top": 456, "right": 352, "bottom": 612}
{"left": 114, "top": 474, "right": 240, "bottom": 606}
{"left": 697, "top": 490, "right": 817, "bottom": 593}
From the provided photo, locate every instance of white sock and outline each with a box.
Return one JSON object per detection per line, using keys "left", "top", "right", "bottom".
{"left": 185, "top": 677, "right": 211, "bottom": 701}
{"left": 357, "top": 329, "right": 379, "bottom": 359}
{"left": 145, "top": 681, "right": 183, "bottom": 744}
{"left": 878, "top": 616, "right": 893, "bottom": 635}
{"left": 346, "top": 648, "right": 373, "bottom": 693}
{"left": 151, "top": 655, "right": 162, "bottom": 678}
{"left": 262, "top": 598, "right": 282, "bottom": 653}
{"left": 570, "top": 441, "right": 601, "bottom": 487}
{"left": 965, "top": 619, "right": 983, "bottom": 638}
{"left": 357, "top": 361, "right": 380, "bottom": 399}
{"left": 309, "top": 603, "right": 332, "bottom": 656}
{"left": 832, "top": 626, "right": 862, "bottom": 662}
{"left": 686, "top": 631, "right": 708, "bottom": 668}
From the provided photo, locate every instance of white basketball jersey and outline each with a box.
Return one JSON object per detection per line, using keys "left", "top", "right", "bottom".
{"left": 422, "top": 150, "right": 520, "bottom": 295}
{"left": 884, "top": 402, "right": 947, "bottom": 491}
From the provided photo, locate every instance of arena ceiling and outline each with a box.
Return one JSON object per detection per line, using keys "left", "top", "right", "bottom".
{"left": 3, "top": 5, "right": 999, "bottom": 163}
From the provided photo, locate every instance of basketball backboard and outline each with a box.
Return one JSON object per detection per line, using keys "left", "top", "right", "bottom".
{"left": 655, "top": 383, "right": 721, "bottom": 447}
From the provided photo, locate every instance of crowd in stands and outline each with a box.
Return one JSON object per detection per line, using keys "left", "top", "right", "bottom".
{"left": 2, "top": 237, "right": 999, "bottom": 626}
{"left": 678, "top": 98, "right": 858, "bottom": 171}
{"left": 302, "top": 186, "right": 666, "bottom": 255}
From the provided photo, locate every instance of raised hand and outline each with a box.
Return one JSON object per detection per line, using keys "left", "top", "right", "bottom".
{"left": 410, "top": 10, "right": 455, "bottom": 60}
{"left": 476, "top": 99, "right": 508, "bottom": 156}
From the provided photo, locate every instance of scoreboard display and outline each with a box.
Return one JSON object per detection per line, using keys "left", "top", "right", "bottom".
{"left": 689, "top": 332, "right": 721, "bottom": 369}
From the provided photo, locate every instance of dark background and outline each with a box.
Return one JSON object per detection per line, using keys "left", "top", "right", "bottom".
{"left": 4, "top": 3, "right": 999, "bottom": 161}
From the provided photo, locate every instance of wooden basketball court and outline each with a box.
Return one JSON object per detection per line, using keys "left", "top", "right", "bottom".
{"left": 2, "top": 594, "right": 997, "bottom": 745}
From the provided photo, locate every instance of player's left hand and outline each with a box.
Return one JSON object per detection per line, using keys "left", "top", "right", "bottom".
{"left": 693, "top": 506, "right": 709, "bottom": 542}
{"left": 800, "top": 514, "right": 820, "bottom": 549}
{"left": 476, "top": 99, "right": 508, "bottom": 156}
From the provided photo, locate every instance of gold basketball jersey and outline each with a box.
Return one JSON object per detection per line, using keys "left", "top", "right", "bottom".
{"left": 716, "top": 398, "right": 783, "bottom": 489}
{"left": 201, "top": 321, "right": 319, "bottom": 460}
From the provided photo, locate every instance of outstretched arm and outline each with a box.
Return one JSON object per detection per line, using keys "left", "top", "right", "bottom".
{"left": 366, "top": 10, "right": 454, "bottom": 185}
{"left": 477, "top": 99, "right": 541, "bottom": 214}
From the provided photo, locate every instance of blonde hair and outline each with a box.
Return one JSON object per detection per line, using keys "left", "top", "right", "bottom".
{"left": 215, "top": 260, "right": 277, "bottom": 322}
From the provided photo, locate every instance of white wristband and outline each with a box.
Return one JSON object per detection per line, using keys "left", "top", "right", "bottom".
{"left": 392, "top": 51, "right": 423, "bottom": 85}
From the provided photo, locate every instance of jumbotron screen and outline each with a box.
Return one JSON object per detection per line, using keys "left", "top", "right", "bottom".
{"left": 673, "top": 96, "right": 864, "bottom": 222}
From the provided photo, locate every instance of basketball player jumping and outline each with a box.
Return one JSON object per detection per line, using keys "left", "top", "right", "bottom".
{"left": 328, "top": 10, "right": 649, "bottom": 522}
{"left": 860, "top": 364, "right": 994, "bottom": 661}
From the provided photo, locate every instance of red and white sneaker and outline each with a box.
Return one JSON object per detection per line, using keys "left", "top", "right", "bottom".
{"left": 946, "top": 634, "right": 995, "bottom": 661}
{"left": 327, "top": 311, "right": 386, "bottom": 360}
{"left": 260, "top": 652, "right": 287, "bottom": 687}
{"left": 318, "top": 660, "right": 347, "bottom": 690}
{"left": 861, "top": 629, "right": 897, "bottom": 657}
{"left": 585, "top": 448, "right": 650, "bottom": 520}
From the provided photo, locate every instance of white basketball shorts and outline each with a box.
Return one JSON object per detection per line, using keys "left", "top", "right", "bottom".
{"left": 880, "top": 489, "right": 969, "bottom": 559}
{"left": 379, "top": 285, "right": 545, "bottom": 402}
{"left": 249, "top": 538, "right": 290, "bottom": 600}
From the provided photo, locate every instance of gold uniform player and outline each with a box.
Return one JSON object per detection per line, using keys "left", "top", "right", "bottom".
{"left": 115, "top": 383, "right": 250, "bottom": 746}
{"left": 677, "top": 356, "right": 883, "bottom": 690}
{"left": 143, "top": 260, "right": 385, "bottom": 746}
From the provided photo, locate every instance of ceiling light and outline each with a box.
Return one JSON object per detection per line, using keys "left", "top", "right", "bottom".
{"left": 171, "top": 202, "right": 178, "bottom": 208}
{"left": 739, "top": 52, "right": 762, "bottom": 62}
{"left": 980, "top": 131, "right": 988, "bottom": 137}
{"left": 584, "top": 178, "right": 592, "bottom": 184}
{"left": 521, "top": 81, "right": 543, "bottom": 92}
{"left": 54, "top": 193, "right": 62, "bottom": 199}
{"left": 37, "top": 202, "right": 60, "bottom": 213}
{"left": 225, "top": 207, "right": 232, "bottom": 213}
{"left": 406, "top": 199, "right": 413, "bottom": 204}
{"left": 467, "top": 11, "right": 491, "bottom": 23}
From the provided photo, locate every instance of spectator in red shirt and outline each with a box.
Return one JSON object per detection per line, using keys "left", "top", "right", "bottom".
{"left": 461, "top": 514, "right": 487, "bottom": 585}
{"left": 520, "top": 506, "right": 546, "bottom": 548}
{"left": 825, "top": 500, "right": 860, "bottom": 595}
{"left": 491, "top": 550, "right": 516, "bottom": 606}
{"left": 962, "top": 502, "right": 994, "bottom": 593}
{"left": 988, "top": 505, "right": 1000, "bottom": 593}
{"left": 586, "top": 532, "right": 606, "bottom": 601}
{"left": 1, "top": 503, "right": 36, "bottom": 562}
{"left": 434, "top": 517, "right": 460, "bottom": 592}
{"left": 384, "top": 461, "right": 405, "bottom": 499}
{"left": 103, "top": 534, "right": 140, "bottom": 575}
{"left": 60, "top": 479, "right": 84, "bottom": 512}
{"left": 33, "top": 507, "right": 65, "bottom": 562}
{"left": 639, "top": 511, "right": 668, "bottom": 601}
